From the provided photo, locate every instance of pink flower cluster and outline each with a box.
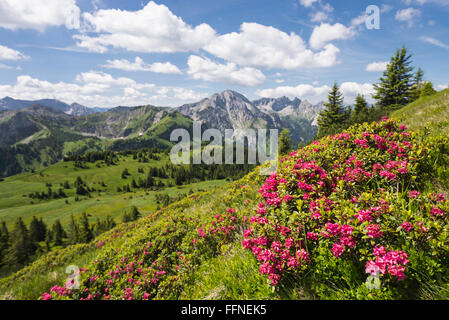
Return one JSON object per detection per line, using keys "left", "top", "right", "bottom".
{"left": 366, "top": 248, "right": 409, "bottom": 281}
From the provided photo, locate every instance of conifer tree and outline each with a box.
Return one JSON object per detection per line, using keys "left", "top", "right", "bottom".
{"left": 278, "top": 128, "right": 292, "bottom": 156}
{"left": 0, "top": 221, "right": 9, "bottom": 266}
{"left": 67, "top": 215, "right": 80, "bottom": 245}
{"left": 5, "top": 217, "right": 36, "bottom": 268}
{"left": 410, "top": 68, "right": 424, "bottom": 101}
{"left": 29, "top": 216, "right": 47, "bottom": 242}
{"left": 420, "top": 81, "right": 437, "bottom": 98}
{"left": 351, "top": 95, "right": 370, "bottom": 124}
{"left": 317, "top": 82, "right": 347, "bottom": 138}
{"left": 51, "top": 220, "right": 65, "bottom": 246}
{"left": 372, "top": 46, "right": 414, "bottom": 108}
{"left": 130, "top": 206, "right": 141, "bottom": 221}
{"left": 79, "top": 212, "right": 93, "bottom": 243}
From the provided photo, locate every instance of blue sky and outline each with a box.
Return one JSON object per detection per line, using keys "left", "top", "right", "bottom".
{"left": 0, "top": 0, "right": 448, "bottom": 108}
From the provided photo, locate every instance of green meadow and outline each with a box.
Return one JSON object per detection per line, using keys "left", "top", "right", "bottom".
{"left": 0, "top": 153, "right": 228, "bottom": 229}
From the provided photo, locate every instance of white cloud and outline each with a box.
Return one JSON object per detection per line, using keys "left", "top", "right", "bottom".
{"left": 75, "top": 1, "right": 216, "bottom": 53}
{"left": 257, "top": 84, "right": 331, "bottom": 104}
{"left": 351, "top": 13, "right": 368, "bottom": 26}
{"left": 187, "top": 55, "right": 266, "bottom": 87}
{"left": 395, "top": 8, "right": 421, "bottom": 26}
{"left": 0, "top": 63, "right": 12, "bottom": 69}
{"left": 0, "top": 44, "right": 28, "bottom": 60}
{"left": 204, "top": 22, "right": 341, "bottom": 70}
{"left": 437, "top": 84, "right": 448, "bottom": 90}
{"left": 256, "top": 82, "right": 374, "bottom": 104}
{"left": 102, "top": 57, "right": 182, "bottom": 74}
{"left": 381, "top": 4, "right": 394, "bottom": 13}
{"left": 0, "top": 73, "right": 208, "bottom": 107}
{"left": 309, "top": 23, "right": 356, "bottom": 49}
{"left": 403, "top": 0, "right": 449, "bottom": 5}
{"left": 366, "top": 61, "right": 389, "bottom": 72}
{"left": 299, "top": 0, "right": 319, "bottom": 7}
{"left": 419, "top": 36, "right": 449, "bottom": 50}
{"left": 0, "top": 0, "right": 80, "bottom": 31}
{"left": 310, "top": 11, "right": 329, "bottom": 22}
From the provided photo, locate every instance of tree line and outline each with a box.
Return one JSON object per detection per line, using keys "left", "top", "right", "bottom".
{"left": 0, "top": 213, "right": 116, "bottom": 276}
{"left": 316, "top": 46, "right": 438, "bottom": 139}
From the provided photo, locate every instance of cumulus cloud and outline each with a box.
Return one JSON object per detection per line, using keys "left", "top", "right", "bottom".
{"left": 309, "top": 23, "right": 356, "bottom": 49}
{"left": 74, "top": 1, "right": 216, "bottom": 53}
{"left": 102, "top": 57, "right": 182, "bottom": 74}
{"left": 0, "top": 72, "right": 207, "bottom": 108}
{"left": 0, "top": 44, "right": 28, "bottom": 61}
{"left": 187, "top": 55, "right": 266, "bottom": 87}
{"left": 256, "top": 84, "right": 331, "bottom": 104}
{"left": 256, "top": 82, "right": 374, "bottom": 104}
{"left": 299, "top": 0, "right": 319, "bottom": 7}
{"left": 0, "top": 0, "right": 80, "bottom": 31}
{"left": 419, "top": 36, "right": 449, "bottom": 50}
{"left": 403, "top": 0, "right": 449, "bottom": 5}
{"left": 310, "top": 11, "right": 329, "bottom": 22}
{"left": 204, "top": 22, "right": 341, "bottom": 70}
{"left": 366, "top": 61, "right": 389, "bottom": 72}
{"left": 437, "top": 84, "right": 448, "bottom": 90}
{"left": 395, "top": 8, "right": 421, "bottom": 26}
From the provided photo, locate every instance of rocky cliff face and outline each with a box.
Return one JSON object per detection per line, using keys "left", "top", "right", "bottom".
{"left": 178, "top": 90, "right": 322, "bottom": 142}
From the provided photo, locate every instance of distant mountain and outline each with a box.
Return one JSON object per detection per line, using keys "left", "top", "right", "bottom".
{"left": 0, "top": 96, "right": 108, "bottom": 116}
{"left": 177, "top": 90, "right": 282, "bottom": 133}
{"left": 0, "top": 90, "right": 324, "bottom": 177}
{"left": 0, "top": 104, "right": 192, "bottom": 177}
{"left": 252, "top": 96, "right": 322, "bottom": 122}
{"left": 177, "top": 90, "right": 323, "bottom": 144}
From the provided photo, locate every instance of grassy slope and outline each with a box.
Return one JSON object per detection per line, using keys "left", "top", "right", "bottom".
{"left": 1, "top": 90, "right": 449, "bottom": 300}
{"left": 392, "top": 88, "right": 449, "bottom": 136}
{"left": 0, "top": 153, "right": 227, "bottom": 229}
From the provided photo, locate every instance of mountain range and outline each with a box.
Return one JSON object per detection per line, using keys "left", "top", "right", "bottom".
{"left": 0, "top": 97, "right": 109, "bottom": 116}
{"left": 0, "top": 91, "right": 323, "bottom": 177}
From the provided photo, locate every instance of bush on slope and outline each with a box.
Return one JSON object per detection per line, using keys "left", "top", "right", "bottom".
{"left": 35, "top": 118, "right": 449, "bottom": 300}
{"left": 244, "top": 117, "right": 449, "bottom": 299}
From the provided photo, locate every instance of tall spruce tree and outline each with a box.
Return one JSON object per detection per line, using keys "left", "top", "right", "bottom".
{"left": 0, "top": 221, "right": 9, "bottom": 266}
{"left": 67, "top": 215, "right": 80, "bottom": 245}
{"left": 51, "top": 220, "right": 65, "bottom": 246}
{"left": 317, "top": 82, "right": 347, "bottom": 138}
{"left": 372, "top": 46, "right": 414, "bottom": 108}
{"left": 5, "top": 217, "right": 36, "bottom": 268}
{"left": 350, "top": 95, "right": 370, "bottom": 124}
{"left": 278, "top": 129, "right": 292, "bottom": 155}
{"left": 410, "top": 68, "right": 425, "bottom": 102}
{"left": 420, "top": 81, "right": 437, "bottom": 98}
{"left": 79, "top": 212, "right": 93, "bottom": 243}
{"left": 29, "top": 216, "right": 47, "bottom": 242}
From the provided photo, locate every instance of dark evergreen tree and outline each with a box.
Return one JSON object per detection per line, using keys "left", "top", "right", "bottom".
{"left": 372, "top": 46, "right": 415, "bottom": 108}
{"left": 410, "top": 68, "right": 424, "bottom": 102}
{"left": 130, "top": 206, "right": 141, "bottom": 221}
{"left": 350, "top": 94, "right": 370, "bottom": 124}
{"left": 67, "top": 215, "right": 80, "bottom": 245}
{"left": 420, "top": 81, "right": 437, "bottom": 98}
{"left": 0, "top": 221, "right": 9, "bottom": 266}
{"left": 5, "top": 217, "right": 36, "bottom": 268}
{"left": 29, "top": 216, "right": 47, "bottom": 242}
{"left": 51, "top": 220, "right": 65, "bottom": 246}
{"left": 278, "top": 128, "right": 292, "bottom": 156}
{"left": 317, "top": 82, "right": 347, "bottom": 138}
{"left": 79, "top": 212, "right": 93, "bottom": 243}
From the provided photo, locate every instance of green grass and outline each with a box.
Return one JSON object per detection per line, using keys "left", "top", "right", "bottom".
{"left": 182, "top": 244, "right": 276, "bottom": 300}
{"left": 0, "top": 153, "right": 228, "bottom": 229}
{"left": 392, "top": 88, "right": 449, "bottom": 135}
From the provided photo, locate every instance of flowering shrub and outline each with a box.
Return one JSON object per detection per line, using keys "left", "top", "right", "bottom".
{"left": 244, "top": 118, "right": 449, "bottom": 298}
